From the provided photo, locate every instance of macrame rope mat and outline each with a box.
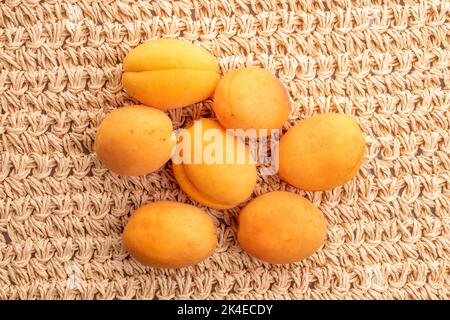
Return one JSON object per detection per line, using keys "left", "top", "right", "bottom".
{"left": 0, "top": 0, "right": 449, "bottom": 299}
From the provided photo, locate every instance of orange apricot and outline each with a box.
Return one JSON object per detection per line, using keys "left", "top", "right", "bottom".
{"left": 278, "top": 114, "right": 365, "bottom": 191}
{"left": 123, "top": 39, "right": 220, "bottom": 109}
{"left": 122, "top": 201, "right": 217, "bottom": 268}
{"left": 237, "top": 191, "right": 327, "bottom": 264}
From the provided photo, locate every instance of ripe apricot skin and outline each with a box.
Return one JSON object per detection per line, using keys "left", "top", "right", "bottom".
{"left": 123, "top": 39, "right": 220, "bottom": 109}
{"left": 213, "top": 67, "right": 290, "bottom": 132}
{"left": 237, "top": 191, "right": 327, "bottom": 264}
{"left": 278, "top": 114, "right": 365, "bottom": 191}
{"left": 172, "top": 119, "right": 257, "bottom": 209}
{"left": 94, "top": 105, "right": 175, "bottom": 176}
{"left": 122, "top": 201, "right": 217, "bottom": 268}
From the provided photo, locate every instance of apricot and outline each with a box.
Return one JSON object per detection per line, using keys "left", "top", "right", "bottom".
{"left": 278, "top": 114, "right": 365, "bottom": 191}
{"left": 122, "top": 201, "right": 217, "bottom": 268}
{"left": 172, "top": 119, "right": 257, "bottom": 209}
{"left": 123, "top": 39, "right": 220, "bottom": 109}
{"left": 212, "top": 67, "right": 290, "bottom": 133}
{"left": 94, "top": 105, "right": 175, "bottom": 176}
{"left": 237, "top": 191, "right": 327, "bottom": 264}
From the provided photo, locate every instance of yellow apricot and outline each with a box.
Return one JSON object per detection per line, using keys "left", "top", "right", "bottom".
{"left": 172, "top": 119, "right": 257, "bottom": 209}
{"left": 237, "top": 191, "right": 327, "bottom": 264}
{"left": 278, "top": 113, "right": 365, "bottom": 191}
{"left": 122, "top": 201, "right": 217, "bottom": 268}
{"left": 123, "top": 39, "right": 220, "bottom": 109}
{"left": 213, "top": 67, "right": 290, "bottom": 133}
{"left": 94, "top": 105, "right": 175, "bottom": 176}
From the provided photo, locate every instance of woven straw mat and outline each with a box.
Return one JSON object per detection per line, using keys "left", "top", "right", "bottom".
{"left": 0, "top": 0, "right": 449, "bottom": 300}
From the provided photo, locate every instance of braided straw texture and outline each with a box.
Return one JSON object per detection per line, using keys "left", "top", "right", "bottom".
{"left": 0, "top": 0, "right": 449, "bottom": 300}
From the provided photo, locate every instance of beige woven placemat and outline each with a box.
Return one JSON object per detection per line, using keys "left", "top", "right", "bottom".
{"left": 0, "top": 0, "right": 449, "bottom": 300}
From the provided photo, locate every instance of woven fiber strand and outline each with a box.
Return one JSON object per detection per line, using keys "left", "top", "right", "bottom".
{"left": 0, "top": 0, "right": 449, "bottom": 300}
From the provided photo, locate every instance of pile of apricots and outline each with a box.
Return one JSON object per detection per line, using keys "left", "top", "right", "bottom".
{"left": 95, "top": 39, "right": 365, "bottom": 268}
